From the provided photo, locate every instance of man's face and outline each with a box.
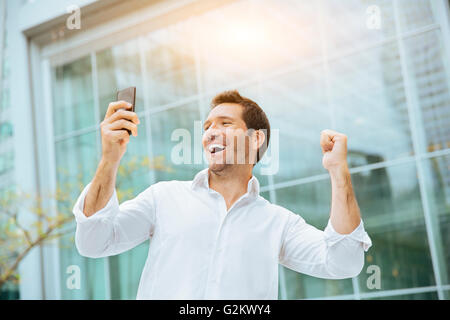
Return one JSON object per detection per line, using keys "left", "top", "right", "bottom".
{"left": 202, "top": 103, "right": 256, "bottom": 172}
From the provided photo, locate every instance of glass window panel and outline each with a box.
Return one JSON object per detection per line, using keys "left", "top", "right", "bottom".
{"left": 445, "top": 290, "right": 450, "bottom": 300}
{"left": 55, "top": 132, "right": 99, "bottom": 201}
{"left": 59, "top": 234, "right": 108, "bottom": 300}
{"left": 422, "top": 154, "right": 450, "bottom": 286}
{"left": 96, "top": 39, "right": 144, "bottom": 120}
{"left": 0, "top": 279, "right": 20, "bottom": 299}
{"left": 55, "top": 132, "right": 107, "bottom": 299}
{"left": 329, "top": 42, "right": 414, "bottom": 166}
{"left": 282, "top": 268, "right": 354, "bottom": 299}
{"left": 260, "top": 191, "right": 270, "bottom": 201}
{"left": 275, "top": 179, "right": 331, "bottom": 229}
{"left": 109, "top": 241, "right": 150, "bottom": 299}
{"left": 354, "top": 163, "right": 435, "bottom": 292}
{"left": 115, "top": 117, "right": 150, "bottom": 196}
{"left": 52, "top": 56, "right": 95, "bottom": 136}
{"left": 0, "top": 121, "right": 13, "bottom": 140}
{"left": 366, "top": 291, "right": 438, "bottom": 300}
{"left": 323, "top": 0, "right": 396, "bottom": 53}
{"left": 403, "top": 30, "right": 450, "bottom": 153}
{"left": 150, "top": 103, "right": 204, "bottom": 182}
{"left": 253, "top": 157, "right": 271, "bottom": 188}
{"left": 195, "top": 0, "right": 266, "bottom": 92}
{"left": 196, "top": 0, "right": 323, "bottom": 93}
{"left": 275, "top": 180, "right": 354, "bottom": 299}
{"left": 255, "top": 0, "right": 323, "bottom": 63}
{"left": 259, "top": 68, "right": 331, "bottom": 184}
{"left": 143, "top": 22, "right": 197, "bottom": 108}
{"left": 108, "top": 117, "right": 152, "bottom": 300}
{"left": 397, "top": 0, "right": 436, "bottom": 31}
{"left": 0, "top": 150, "right": 13, "bottom": 174}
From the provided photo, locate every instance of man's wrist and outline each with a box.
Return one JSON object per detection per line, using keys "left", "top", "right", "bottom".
{"left": 97, "top": 157, "right": 120, "bottom": 179}
{"left": 328, "top": 162, "right": 350, "bottom": 187}
{"left": 99, "top": 157, "right": 120, "bottom": 170}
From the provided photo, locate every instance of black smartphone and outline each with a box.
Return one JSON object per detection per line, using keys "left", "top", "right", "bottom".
{"left": 116, "top": 87, "right": 136, "bottom": 135}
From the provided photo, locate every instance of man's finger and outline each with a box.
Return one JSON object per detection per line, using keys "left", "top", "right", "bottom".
{"left": 320, "top": 130, "right": 334, "bottom": 153}
{"left": 106, "top": 109, "right": 140, "bottom": 126}
{"left": 105, "top": 101, "right": 132, "bottom": 119}
{"left": 109, "top": 119, "right": 138, "bottom": 137}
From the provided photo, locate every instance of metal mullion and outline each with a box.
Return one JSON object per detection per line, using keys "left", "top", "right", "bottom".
{"left": 193, "top": 18, "right": 206, "bottom": 123}
{"left": 138, "top": 36, "right": 156, "bottom": 185}
{"left": 308, "top": 285, "right": 440, "bottom": 300}
{"left": 318, "top": 0, "right": 360, "bottom": 300}
{"left": 252, "top": 42, "right": 288, "bottom": 299}
{"left": 244, "top": 1, "right": 289, "bottom": 296}
{"left": 91, "top": 51, "right": 112, "bottom": 300}
{"left": 192, "top": 18, "right": 208, "bottom": 169}
{"left": 261, "top": 148, "right": 450, "bottom": 194}
{"left": 393, "top": 0, "right": 444, "bottom": 300}
{"left": 38, "top": 54, "right": 60, "bottom": 300}
{"left": 0, "top": 0, "right": 5, "bottom": 107}
{"left": 54, "top": 125, "right": 99, "bottom": 143}
{"left": 430, "top": 0, "right": 450, "bottom": 96}
{"left": 91, "top": 53, "right": 102, "bottom": 159}
{"left": 266, "top": 174, "right": 286, "bottom": 300}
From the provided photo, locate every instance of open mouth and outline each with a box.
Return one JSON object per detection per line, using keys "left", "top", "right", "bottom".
{"left": 208, "top": 143, "right": 226, "bottom": 154}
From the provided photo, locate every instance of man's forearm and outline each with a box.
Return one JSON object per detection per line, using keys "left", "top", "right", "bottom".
{"left": 83, "top": 158, "right": 119, "bottom": 217}
{"left": 328, "top": 164, "right": 361, "bottom": 234}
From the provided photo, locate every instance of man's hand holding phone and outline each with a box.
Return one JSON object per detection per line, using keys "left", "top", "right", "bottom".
{"left": 100, "top": 100, "right": 140, "bottom": 164}
{"left": 83, "top": 88, "right": 139, "bottom": 217}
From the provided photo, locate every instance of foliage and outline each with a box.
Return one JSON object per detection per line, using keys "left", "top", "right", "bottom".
{"left": 0, "top": 155, "right": 173, "bottom": 290}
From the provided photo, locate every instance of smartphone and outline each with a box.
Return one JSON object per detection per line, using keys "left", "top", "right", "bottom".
{"left": 116, "top": 87, "right": 136, "bottom": 135}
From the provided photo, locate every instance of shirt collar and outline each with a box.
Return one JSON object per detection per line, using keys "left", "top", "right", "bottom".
{"left": 191, "top": 168, "right": 260, "bottom": 197}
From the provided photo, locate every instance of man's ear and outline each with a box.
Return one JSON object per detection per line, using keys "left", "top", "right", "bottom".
{"left": 254, "top": 129, "right": 266, "bottom": 150}
{"left": 247, "top": 129, "right": 265, "bottom": 165}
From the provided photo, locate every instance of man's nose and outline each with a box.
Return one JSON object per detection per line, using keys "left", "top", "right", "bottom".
{"left": 206, "top": 128, "right": 223, "bottom": 142}
{"left": 207, "top": 130, "right": 219, "bottom": 142}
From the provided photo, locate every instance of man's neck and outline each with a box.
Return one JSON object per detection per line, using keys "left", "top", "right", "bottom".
{"left": 208, "top": 165, "right": 253, "bottom": 211}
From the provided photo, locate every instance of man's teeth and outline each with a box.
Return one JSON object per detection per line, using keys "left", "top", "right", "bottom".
{"left": 209, "top": 144, "right": 225, "bottom": 153}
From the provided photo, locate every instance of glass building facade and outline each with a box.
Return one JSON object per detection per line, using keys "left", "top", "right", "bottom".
{"left": 0, "top": 0, "right": 19, "bottom": 300}
{"left": 2, "top": 0, "right": 450, "bottom": 299}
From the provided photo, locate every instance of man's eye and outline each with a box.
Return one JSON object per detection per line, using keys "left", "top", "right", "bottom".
{"left": 223, "top": 122, "right": 232, "bottom": 126}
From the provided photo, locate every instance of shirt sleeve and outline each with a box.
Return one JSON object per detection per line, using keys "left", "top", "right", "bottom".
{"left": 72, "top": 181, "right": 157, "bottom": 258}
{"left": 279, "top": 211, "right": 372, "bottom": 279}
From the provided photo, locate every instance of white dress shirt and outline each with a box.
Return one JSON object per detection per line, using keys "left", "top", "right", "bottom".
{"left": 73, "top": 168, "right": 372, "bottom": 299}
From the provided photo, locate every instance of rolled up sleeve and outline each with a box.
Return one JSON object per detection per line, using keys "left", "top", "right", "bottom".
{"left": 72, "top": 182, "right": 156, "bottom": 258}
{"left": 279, "top": 211, "right": 372, "bottom": 280}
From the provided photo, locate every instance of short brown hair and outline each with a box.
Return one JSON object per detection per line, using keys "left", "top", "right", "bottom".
{"left": 211, "top": 90, "right": 270, "bottom": 163}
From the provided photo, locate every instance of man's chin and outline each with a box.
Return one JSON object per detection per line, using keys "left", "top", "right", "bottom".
{"left": 208, "top": 162, "right": 229, "bottom": 173}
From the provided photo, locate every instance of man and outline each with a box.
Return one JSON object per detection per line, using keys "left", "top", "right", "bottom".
{"left": 73, "top": 90, "right": 372, "bottom": 299}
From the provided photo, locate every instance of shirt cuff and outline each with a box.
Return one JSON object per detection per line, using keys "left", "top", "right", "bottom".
{"left": 324, "top": 218, "right": 372, "bottom": 252}
{"left": 72, "top": 181, "right": 119, "bottom": 224}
